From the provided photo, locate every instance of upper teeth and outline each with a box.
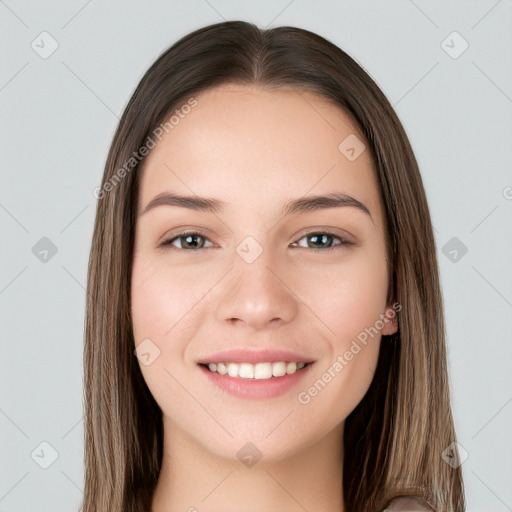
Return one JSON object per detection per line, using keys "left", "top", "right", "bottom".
{"left": 207, "top": 361, "right": 306, "bottom": 379}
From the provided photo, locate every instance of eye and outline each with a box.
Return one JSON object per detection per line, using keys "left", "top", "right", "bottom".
{"left": 291, "top": 232, "right": 351, "bottom": 251}
{"left": 160, "top": 232, "right": 214, "bottom": 250}
{"left": 160, "top": 230, "right": 351, "bottom": 252}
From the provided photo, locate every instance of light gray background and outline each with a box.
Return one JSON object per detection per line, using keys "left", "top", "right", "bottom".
{"left": 1, "top": 1, "right": 511, "bottom": 511}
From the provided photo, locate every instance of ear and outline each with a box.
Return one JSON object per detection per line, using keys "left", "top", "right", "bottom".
{"left": 381, "top": 304, "right": 399, "bottom": 336}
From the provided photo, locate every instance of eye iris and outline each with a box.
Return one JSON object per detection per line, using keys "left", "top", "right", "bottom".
{"left": 308, "top": 234, "right": 332, "bottom": 249}
{"left": 181, "top": 234, "right": 204, "bottom": 249}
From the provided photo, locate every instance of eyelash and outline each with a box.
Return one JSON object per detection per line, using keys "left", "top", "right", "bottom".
{"left": 159, "top": 230, "right": 352, "bottom": 252}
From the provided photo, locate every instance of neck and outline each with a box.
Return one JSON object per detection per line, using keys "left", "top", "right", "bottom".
{"left": 151, "top": 416, "right": 345, "bottom": 512}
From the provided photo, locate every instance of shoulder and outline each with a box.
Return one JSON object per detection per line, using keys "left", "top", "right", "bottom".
{"left": 383, "top": 496, "right": 435, "bottom": 512}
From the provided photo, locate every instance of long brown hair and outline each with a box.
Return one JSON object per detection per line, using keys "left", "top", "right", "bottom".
{"left": 82, "top": 21, "right": 465, "bottom": 512}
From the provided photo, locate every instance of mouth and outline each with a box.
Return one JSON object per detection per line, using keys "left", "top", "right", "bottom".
{"left": 198, "top": 359, "right": 314, "bottom": 400}
{"left": 199, "top": 360, "right": 313, "bottom": 379}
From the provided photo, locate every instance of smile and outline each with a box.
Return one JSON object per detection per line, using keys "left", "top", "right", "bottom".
{"left": 199, "top": 360, "right": 314, "bottom": 399}
{"left": 203, "top": 361, "right": 309, "bottom": 379}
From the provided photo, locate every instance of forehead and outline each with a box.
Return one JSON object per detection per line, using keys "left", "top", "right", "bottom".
{"left": 138, "top": 84, "right": 382, "bottom": 221}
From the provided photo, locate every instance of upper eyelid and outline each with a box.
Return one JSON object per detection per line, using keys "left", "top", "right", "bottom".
{"left": 293, "top": 227, "right": 354, "bottom": 243}
{"left": 291, "top": 232, "right": 347, "bottom": 244}
{"left": 162, "top": 231, "right": 215, "bottom": 248}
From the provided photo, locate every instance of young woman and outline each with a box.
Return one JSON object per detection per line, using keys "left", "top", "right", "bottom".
{"left": 82, "top": 21, "right": 465, "bottom": 512}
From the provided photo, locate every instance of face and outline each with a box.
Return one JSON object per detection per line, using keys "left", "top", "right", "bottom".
{"left": 131, "top": 84, "right": 397, "bottom": 462}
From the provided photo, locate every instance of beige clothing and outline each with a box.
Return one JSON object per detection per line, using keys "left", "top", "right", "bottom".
{"left": 383, "top": 496, "right": 435, "bottom": 511}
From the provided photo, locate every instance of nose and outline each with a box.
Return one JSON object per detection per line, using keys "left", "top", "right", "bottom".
{"left": 213, "top": 249, "right": 299, "bottom": 330}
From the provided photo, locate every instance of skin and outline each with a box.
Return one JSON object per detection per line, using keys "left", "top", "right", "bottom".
{"left": 131, "top": 84, "right": 397, "bottom": 512}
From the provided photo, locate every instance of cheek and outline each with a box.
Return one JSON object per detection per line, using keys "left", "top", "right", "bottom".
{"left": 131, "top": 256, "right": 213, "bottom": 344}
{"left": 293, "top": 247, "right": 388, "bottom": 415}
{"left": 131, "top": 261, "right": 168, "bottom": 342}
{"left": 130, "top": 254, "right": 223, "bottom": 408}
{"left": 302, "top": 247, "right": 389, "bottom": 345}
{"left": 130, "top": 256, "right": 206, "bottom": 416}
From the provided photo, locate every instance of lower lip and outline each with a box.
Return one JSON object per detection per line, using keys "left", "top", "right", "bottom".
{"left": 199, "top": 364, "right": 313, "bottom": 400}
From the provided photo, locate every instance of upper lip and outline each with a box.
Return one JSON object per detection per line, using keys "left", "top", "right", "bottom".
{"left": 197, "top": 349, "right": 315, "bottom": 365}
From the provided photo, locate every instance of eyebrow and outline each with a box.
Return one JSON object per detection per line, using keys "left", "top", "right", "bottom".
{"left": 139, "top": 192, "right": 371, "bottom": 219}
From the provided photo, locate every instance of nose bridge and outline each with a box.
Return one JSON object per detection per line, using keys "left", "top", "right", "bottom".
{"left": 214, "top": 240, "right": 298, "bottom": 328}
